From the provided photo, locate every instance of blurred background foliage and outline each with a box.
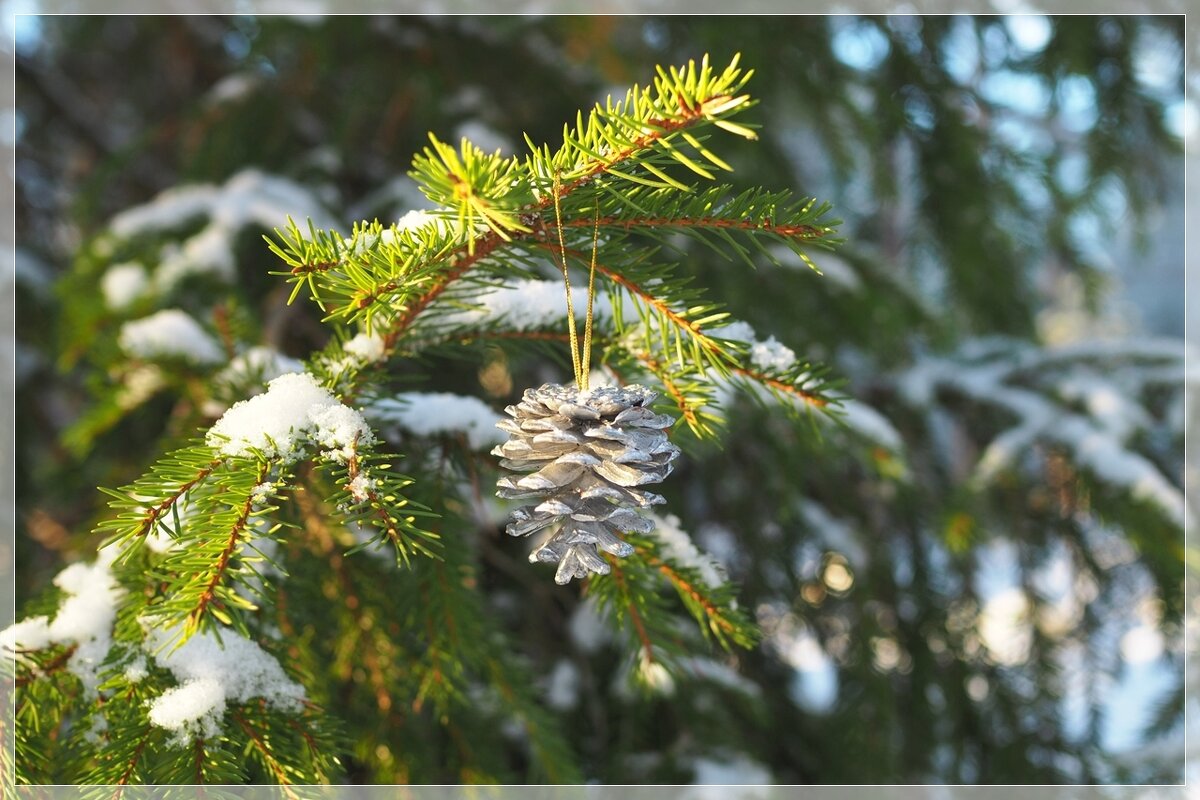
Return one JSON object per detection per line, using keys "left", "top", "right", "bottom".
{"left": 13, "top": 15, "right": 1191, "bottom": 783}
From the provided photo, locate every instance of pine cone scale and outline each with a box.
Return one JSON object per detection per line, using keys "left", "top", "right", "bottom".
{"left": 494, "top": 383, "right": 680, "bottom": 584}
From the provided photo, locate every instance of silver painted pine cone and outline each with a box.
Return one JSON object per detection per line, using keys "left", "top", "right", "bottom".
{"left": 493, "top": 383, "right": 680, "bottom": 584}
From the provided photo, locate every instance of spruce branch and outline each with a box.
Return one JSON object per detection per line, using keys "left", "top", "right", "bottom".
{"left": 730, "top": 366, "right": 832, "bottom": 410}
{"left": 540, "top": 240, "right": 731, "bottom": 373}
{"left": 265, "top": 54, "right": 774, "bottom": 360}
{"left": 525, "top": 53, "right": 758, "bottom": 194}
{"left": 328, "top": 449, "right": 441, "bottom": 566}
{"left": 112, "top": 726, "right": 154, "bottom": 790}
{"left": 233, "top": 710, "right": 296, "bottom": 791}
{"left": 183, "top": 460, "right": 272, "bottom": 636}
{"left": 555, "top": 184, "right": 841, "bottom": 270}
{"left": 379, "top": 231, "right": 510, "bottom": 348}
{"left": 632, "top": 539, "right": 758, "bottom": 651}
{"left": 95, "top": 441, "right": 224, "bottom": 555}
{"left": 585, "top": 553, "right": 691, "bottom": 675}
{"left": 605, "top": 561, "right": 658, "bottom": 665}
{"left": 631, "top": 350, "right": 716, "bottom": 436}
{"left": 13, "top": 644, "right": 79, "bottom": 689}
{"left": 11, "top": 49, "right": 873, "bottom": 786}
{"left": 411, "top": 135, "right": 532, "bottom": 249}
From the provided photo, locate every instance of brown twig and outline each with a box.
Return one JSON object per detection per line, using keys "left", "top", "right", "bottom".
{"left": 734, "top": 366, "right": 829, "bottom": 409}
{"left": 113, "top": 726, "right": 154, "bottom": 790}
{"left": 15, "top": 644, "right": 78, "bottom": 688}
{"left": 561, "top": 214, "right": 826, "bottom": 240}
{"left": 639, "top": 549, "right": 737, "bottom": 636}
{"left": 233, "top": 711, "right": 297, "bottom": 793}
{"left": 134, "top": 460, "right": 221, "bottom": 541}
{"left": 187, "top": 462, "right": 270, "bottom": 629}
{"left": 633, "top": 351, "right": 699, "bottom": 430}
{"left": 314, "top": 102, "right": 724, "bottom": 372}
{"left": 607, "top": 560, "right": 655, "bottom": 663}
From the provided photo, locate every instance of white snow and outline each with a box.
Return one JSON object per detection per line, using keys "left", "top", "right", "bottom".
{"left": 838, "top": 398, "right": 904, "bottom": 452}
{"left": 250, "top": 482, "right": 276, "bottom": 505}
{"left": 899, "top": 341, "right": 1190, "bottom": 528}
{"left": 544, "top": 659, "right": 580, "bottom": 710}
{"left": 347, "top": 472, "right": 374, "bottom": 503}
{"left": 113, "top": 169, "right": 335, "bottom": 239}
{"left": 568, "top": 597, "right": 611, "bottom": 653}
{"left": 0, "top": 549, "right": 123, "bottom": 695}
{"left": 110, "top": 185, "right": 217, "bottom": 238}
{"left": 118, "top": 309, "right": 224, "bottom": 365}
{"left": 216, "top": 346, "right": 305, "bottom": 389}
{"left": 689, "top": 753, "right": 773, "bottom": 791}
{"left": 308, "top": 404, "right": 377, "bottom": 462}
{"left": 145, "top": 625, "right": 305, "bottom": 746}
{"left": 206, "top": 372, "right": 375, "bottom": 463}
{"left": 714, "top": 321, "right": 798, "bottom": 373}
{"left": 748, "top": 336, "right": 797, "bottom": 372}
{"left": 108, "top": 169, "right": 337, "bottom": 291}
{"left": 364, "top": 392, "right": 505, "bottom": 450}
{"left": 1057, "top": 371, "right": 1151, "bottom": 441}
{"left": 430, "top": 278, "right": 626, "bottom": 333}
{"left": 342, "top": 211, "right": 446, "bottom": 256}
{"left": 397, "top": 209, "right": 442, "bottom": 233}
{"left": 50, "top": 555, "right": 120, "bottom": 643}
{"left": 648, "top": 513, "right": 726, "bottom": 588}
{"left": 678, "top": 656, "right": 761, "bottom": 697}
{"left": 101, "top": 262, "right": 149, "bottom": 310}
{"left": 0, "top": 616, "right": 53, "bottom": 653}
{"left": 157, "top": 223, "right": 236, "bottom": 286}
{"left": 329, "top": 329, "right": 389, "bottom": 375}
{"left": 147, "top": 678, "right": 226, "bottom": 741}
{"left": 343, "top": 330, "right": 387, "bottom": 364}
{"left": 124, "top": 656, "right": 149, "bottom": 683}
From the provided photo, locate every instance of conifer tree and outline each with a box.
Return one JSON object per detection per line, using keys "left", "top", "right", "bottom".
{"left": 11, "top": 16, "right": 1187, "bottom": 787}
{"left": 6, "top": 54, "right": 848, "bottom": 786}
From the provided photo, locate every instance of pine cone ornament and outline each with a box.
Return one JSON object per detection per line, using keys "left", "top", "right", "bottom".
{"left": 493, "top": 383, "right": 680, "bottom": 584}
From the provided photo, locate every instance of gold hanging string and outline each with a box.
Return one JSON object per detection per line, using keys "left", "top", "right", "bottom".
{"left": 580, "top": 202, "right": 600, "bottom": 392}
{"left": 551, "top": 172, "right": 583, "bottom": 389}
